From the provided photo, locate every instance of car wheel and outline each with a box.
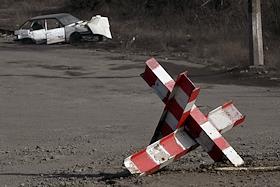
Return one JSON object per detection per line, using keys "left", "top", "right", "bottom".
{"left": 21, "top": 38, "right": 34, "bottom": 44}
{"left": 92, "top": 34, "right": 104, "bottom": 42}
{"left": 97, "top": 35, "right": 104, "bottom": 42}
{"left": 69, "top": 32, "right": 82, "bottom": 44}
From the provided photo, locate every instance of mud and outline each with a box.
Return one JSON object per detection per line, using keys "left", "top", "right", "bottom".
{"left": 0, "top": 38, "right": 280, "bottom": 186}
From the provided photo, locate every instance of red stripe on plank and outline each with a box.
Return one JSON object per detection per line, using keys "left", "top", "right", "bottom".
{"left": 190, "top": 107, "right": 208, "bottom": 125}
{"left": 184, "top": 118, "right": 202, "bottom": 138}
{"left": 234, "top": 116, "right": 246, "bottom": 127}
{"left": 167, "top": 98, "right": 184, "bottom": 121}
{"left": 174, "top": 144, "right": 198, "bottom": 160}
{"left": 146, "top": 58, "right": 160, "bottom": 70}
{"left": 160, "top": 133, "right": 184, "bottom": 156}
{"left": 130, "top": 149, "right": 159, "bottom": 173}
{"left": 222, "top": 100, "right": 233, "bottom": 109}
{"left": 163, "top": 96, "right": 170, "bottom": 104}
{"left": 176, "top": 89, "right": 200, "bottom": 129}
{"left": 177, "top": 110, "right": 191, "bottom": 128}
{"left": 145, "top": 166, "right": 162, "bottom": 175}
{"left": 165, "top": 80, "right": 175, "bottom": 92}
{"left": 174, "top": 149, "right": 188, "bottom": 160}
{"left": 141, "top": 66, "right": 157, "bottom": 87}
{"left": 214, "top": 137, "right": 230, "bottom": 150}
{"left": 161, "top": 122, "right": 174, "bottom": 137}
{"left": 189, "top": 87, "right": 200, "bottom": 103}
{"left": 176, "top": 73, "right": 196, "bottom": 96}
{"left": 207, "top": 145, "right": 224, "bottom": 162}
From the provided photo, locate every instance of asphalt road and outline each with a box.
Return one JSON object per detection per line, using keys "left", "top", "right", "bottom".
{"left": 0, "top": 40, "right": 279, "bottom": 186}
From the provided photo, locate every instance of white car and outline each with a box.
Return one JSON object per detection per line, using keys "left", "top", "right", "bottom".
{"left": 14, "top": 13, "right": 112, "bottom": 44}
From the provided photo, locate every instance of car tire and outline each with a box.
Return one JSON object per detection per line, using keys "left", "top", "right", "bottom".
{"left": 97, "top": 35, "right": 104, "bottom": 42}
{"left": 21, "top": 38, "right": 34, "bottom": 44}
{"left": 69, "top": 32, "right": 82, "bottom": 44}
{"left": 92, "top": 34, "right": 104, "bottom": 42}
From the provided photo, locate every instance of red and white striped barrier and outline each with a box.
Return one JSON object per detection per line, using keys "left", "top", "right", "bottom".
{"left": 143, "top": 58, "right": 200, "bottom": 143}
{"left": 141, "top": 58, "right": 175, "bottom": 104}
{"left": 152, "top": 72, "right": 200, "bottom": 140}
{"left": 185, "top": 107, "right": 244, "bottom": 166}
{"left": 124, "top": 58, "right": 246, "bottom": 175}
{"left": 124, "top": 128, "right": 197, "bottom": 175}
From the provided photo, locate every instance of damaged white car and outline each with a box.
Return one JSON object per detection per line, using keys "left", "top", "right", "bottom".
{"left": 14, "top": 13, "right": 112, "bottom": 44}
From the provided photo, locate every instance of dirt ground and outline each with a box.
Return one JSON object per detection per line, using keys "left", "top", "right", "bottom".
{"left": 0, "top": 38, "right": 280, "bottom": 187}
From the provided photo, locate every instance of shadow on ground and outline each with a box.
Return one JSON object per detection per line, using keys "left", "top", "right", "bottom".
{"left": 0, "top": 170, "right": 131, "bottom": 182}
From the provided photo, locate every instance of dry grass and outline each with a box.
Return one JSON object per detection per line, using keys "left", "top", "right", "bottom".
{"left": 0, "top": 0, "right": 69, "bottom": 29}
{"left": 0, "top": 0, "right": 279, "bottom": 69}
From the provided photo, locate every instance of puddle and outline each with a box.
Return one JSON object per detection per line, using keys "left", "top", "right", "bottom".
{"left": 106, "top": 55, "right": 128, "bottom": 61}
{"left": 64, "top": 71, "right": 92, "bottom": 77}
{"left": 110, "top": 64, "right": 144, "bottom": 70}
{"left": 6, "top": 60, "right": 35, "bottom": 64}
{"left": 0, "top": 74, "right": 138, "bottom": 79}
{"left": 5, "top": 61, "right": 84, "bottom": 72}
{"left": 37, "top": 65, "right": 83, "bottom": 71}
{"left": 6, "top": 61, "right": 22, "bottom": 64}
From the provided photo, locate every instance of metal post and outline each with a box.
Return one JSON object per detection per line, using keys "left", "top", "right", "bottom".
{"left": 248, "top": 0, "right": 264, "bottom": 66}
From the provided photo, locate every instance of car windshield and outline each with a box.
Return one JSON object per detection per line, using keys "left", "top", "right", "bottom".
{"left": 20, "top": 21, "right": 32, "bottom": 29}
{"left": 20, "top": 20, "right": 45, "bottom": 30}
{"left": 58, "top": 14, "right": 80, "bottom": 26}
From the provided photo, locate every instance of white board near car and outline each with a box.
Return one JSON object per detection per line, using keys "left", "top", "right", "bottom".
{"left": 86, "top": 15, "right": 112, "bottom": 39}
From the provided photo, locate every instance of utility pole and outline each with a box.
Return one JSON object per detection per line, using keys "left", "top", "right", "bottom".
{"left": 248, "top": 0, "right": 264, "bottom": 66}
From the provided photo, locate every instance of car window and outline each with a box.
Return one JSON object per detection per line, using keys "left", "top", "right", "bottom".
{"left": 31, "top": 20, "right": 45, "bottom": 31}
{"left": 47, "top": 19, "right": 63, "bottom": 30}
{"left": 58, "top": 14, "right": 80, "bottom": 26}
{"left": 21, "top": 21, "right": 32, "bottom": 30}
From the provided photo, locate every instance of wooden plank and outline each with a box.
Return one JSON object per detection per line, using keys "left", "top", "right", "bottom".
{"left": 248, "top": 0, "right": 264, "bottom": 66}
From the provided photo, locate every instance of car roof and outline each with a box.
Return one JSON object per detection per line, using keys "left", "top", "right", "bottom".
{"left": 30, "top": 13, "right": 72, "bottom": 20}
{"left": 29, "top": 13, "right": 80, "bottom": 26}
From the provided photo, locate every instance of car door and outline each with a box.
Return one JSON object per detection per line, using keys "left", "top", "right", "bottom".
{"left": 46, "top": 19, "right": 66, "bottom": 44}
{"left": 29, "top": 19, "right": 47, "bottom": 43}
